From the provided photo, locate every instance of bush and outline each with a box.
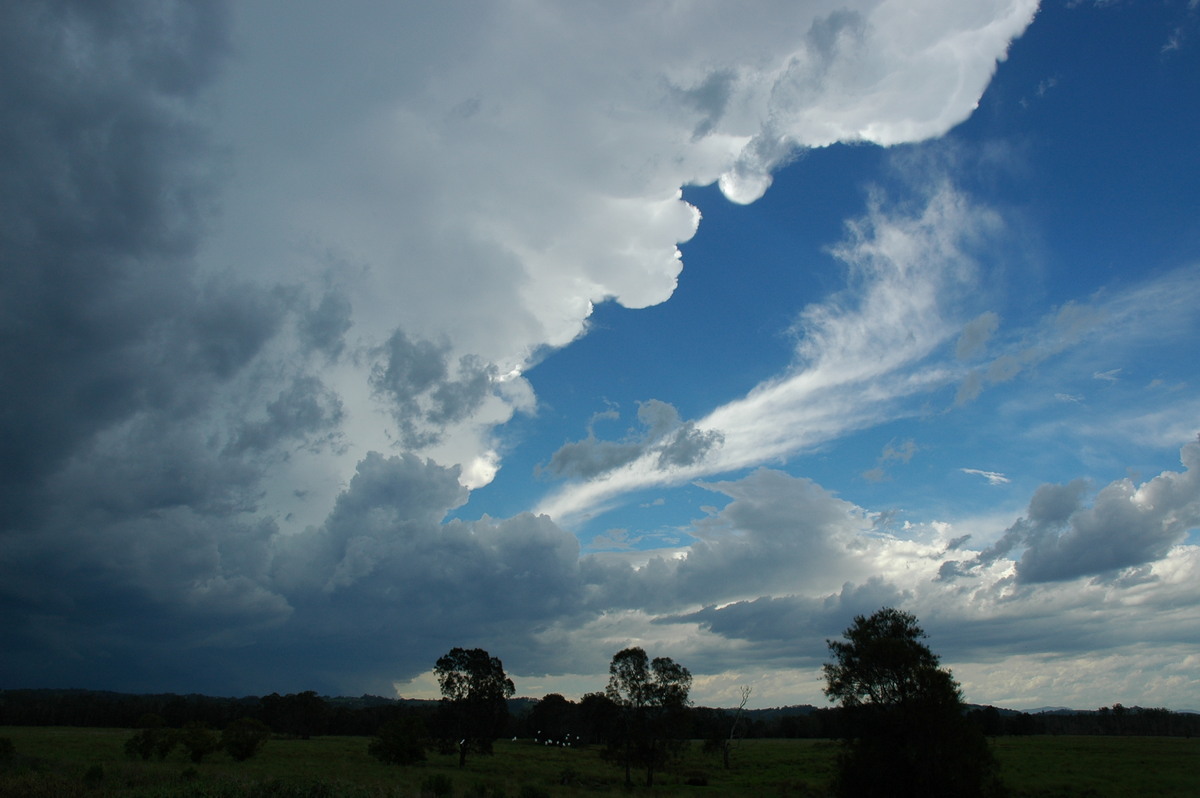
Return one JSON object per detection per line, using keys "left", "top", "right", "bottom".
{"left": 223, "top": 717, "right": 272, "bottom": 761}
{"left": 368, "top": 716, "right": 427, "bottom": 765}
{"left": 179, "top": 722, "right": 220, "bottom": 763}
{"left": 124, "top": 727, "right": 178, "bottom": 761}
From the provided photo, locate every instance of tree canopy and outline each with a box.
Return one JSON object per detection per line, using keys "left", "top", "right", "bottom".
{"left": 605, "top": 646, "right": 692, "bottom": 787}
{"left": 434, "top": 647, "right": 515, "bottom": 767}
{"left": 823, "top": 607, "right": 1002, "bottom": 798}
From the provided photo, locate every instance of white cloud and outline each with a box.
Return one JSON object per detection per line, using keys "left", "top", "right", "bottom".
{"left": 961, "top": 468, "right": 1011, "bottom": 485}
{"left": 538, "top": 181, "right": 1002, "bottom": 524}
{"left": 199, "top": 0, "right": 1036, "bottom": 513}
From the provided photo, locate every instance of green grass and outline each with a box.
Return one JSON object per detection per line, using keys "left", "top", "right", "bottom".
{"left": 991, "top": 736, "right": 1200, "bottom": 797}
{"left": 0, "top": 728, "right": 1196, "bottom": 797}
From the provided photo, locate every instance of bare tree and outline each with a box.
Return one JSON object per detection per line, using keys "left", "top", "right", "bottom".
{"left": 722, "top": 685, "right": 752, "bottom": 769}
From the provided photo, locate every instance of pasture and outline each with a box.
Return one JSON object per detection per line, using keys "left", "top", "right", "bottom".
{"left": 1, "top": 726, "right": 1196, "bottom": 797}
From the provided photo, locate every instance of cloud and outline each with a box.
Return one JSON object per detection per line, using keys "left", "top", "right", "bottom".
{"left": 957, "top": 312, "right": 1001, "bottom": 359}
{"left": 196, "top": 0, "right": 1036, "bottom": 497}
{"left": 961, "top": 468, "right": 1011, "bottom": 486}
{"left": 953, "top": 267, "right": 1200, "bottom": 409}
{"left": 369, "top": 329, "right": 500, "bottom": 449}
{"left": 538, "top": 180, "right": 1004, "bottom": 524}
{"left": 0, "top": 0, "right": 1052, "bottom": 698}
{"left": 944, "top": 439, "right": 1200, "bottom": 583}
{"left": 0, "top": 0, "right": 234, "bottom": 523}
{"left": 544, "top": 400, "right": 724, "bottom": 480}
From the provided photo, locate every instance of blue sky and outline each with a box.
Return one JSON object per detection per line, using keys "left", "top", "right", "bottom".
{"left": 2, "top": 0, "right": 1199, "bottom": 711}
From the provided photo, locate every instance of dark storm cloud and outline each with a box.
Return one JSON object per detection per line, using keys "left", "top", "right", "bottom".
{"left": 0, "top": 0, "right": 232, "bottom": 523}
{"left": 941, "top": 440, "right": 1200, "bottom": 583}
{"left": 263, "top": 452, "right": 586, "bottom": 689}
{"left": 0, "top": 0, "right": 369, "bottom": 693}
{"left": 545, "top": 400, "right": 724, "bottom": 480}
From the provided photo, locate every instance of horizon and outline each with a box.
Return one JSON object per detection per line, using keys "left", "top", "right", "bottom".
{"left": 2, "top": 0, "right": 1198, "bottom": 712}
{"left": 5, "top": 685, "right": 1199, "bottom": 718}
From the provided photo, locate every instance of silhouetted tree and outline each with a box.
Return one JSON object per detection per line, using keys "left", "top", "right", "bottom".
{"left": 259, "top": 691, "right": 330, "bottom": 738}
{"left": 222, "top": 717, "right": 271, "bottom": 761}
{"left": 719, "top": 685, "right": 753, "bottom": 769}
{"left": 526, "top": 693, "right": 577, "bottom": 745}
{"left": 605, "top": 646, "right": 692, "bottom": 787}
{"left": 823, "top": 607, "right": 1003, "bottom": 798}
{"left": 434, "top": 647, "right": 515, "bottom": 767}
{"left": 123, "top": 714, "right": 177, "bottom": 761}
{"left": 179, "top": 721, "right": 220, "bottom": 763}
{"left": 368, "top": 715, "right": 428, "bottom": 765}
{"left": 577, "top": 691, "right": 621, "bottom": 746}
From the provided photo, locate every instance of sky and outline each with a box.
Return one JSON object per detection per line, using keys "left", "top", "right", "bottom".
{"left": 2, "top": 0, "right": 1199, "bottom": 713}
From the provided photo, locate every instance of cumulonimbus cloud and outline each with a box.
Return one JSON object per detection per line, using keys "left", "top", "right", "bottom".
{"left": 0, "top": 0, "right": 1044, "bottom": 696}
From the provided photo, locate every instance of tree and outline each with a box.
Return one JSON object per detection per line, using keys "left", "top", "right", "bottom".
{"left": 721, "top": 685, "right": 752, "bottom": 770}
{"left": 368, "top": 715, "right": 428, "bottom": 765}
{"left": 259, "top": 691, "right": 330, "bottom": 739}
{"left": 222, "top": 717, "right": 271, "bottom": 761}
{"left": 179, "top": 721, "right": 220, "bottom": 763}
{"left": 605, "top": 646, "right": 692, "bottom": 787}
{"left": 526, "top": 693, "right": 577, "bottom": 745}
{"left": 434, "top": 647, "right": 515, "bottom": 767}
{"left": 823, "top": 607, "right": 1003, "bottom": 798}
{"left": 123, "top": 714, "right": 177, "bottom": 761}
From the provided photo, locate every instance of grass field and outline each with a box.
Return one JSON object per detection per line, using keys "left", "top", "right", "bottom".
{"left": 1, "top": 727, "right": 1196, "bottom": 797}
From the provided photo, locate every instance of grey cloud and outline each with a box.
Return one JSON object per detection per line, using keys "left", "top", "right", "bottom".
{"left": 298, "top": 289, "right": 353, "bottom": 360}
{"left": 544, "top": 400, "right": 724, "bottom": 480}
{"left": 659, "top": 578, "right": 907, "bottom": 667}
{"left": 267, "top": 452, "right": 585, "bottom": 686}
{"left": 370, "top": 330, "right": 498, "bottom": 448}
{"left": 656, "top": 421, "right": 726, "bottom": 469}
{"left": 0, "top": 0, "right": 233, "bottom": 523}
{"left": 228, "top": 375, "right": 344, "bottom": 456}
{"left": 943, "top": 441, "right": 1200, "bottom": 583}
{"left": 187, "top": 280, "right": 287, "bottom": 380}
{"left": 956, "top": 311, "right": 1000, "bottom": 359}
{"left": 674, "top": 69, "right": 738, "bottom": 140}
{"left": 545, "top": 438, "right": 645, "bottom": 481}
{"left": 583, "top": 469, "right": 872, "bottom": 613}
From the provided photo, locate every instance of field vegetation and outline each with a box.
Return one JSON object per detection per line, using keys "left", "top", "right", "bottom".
{"left": 2, "top": 726, "right": 1197, "bottom": 797}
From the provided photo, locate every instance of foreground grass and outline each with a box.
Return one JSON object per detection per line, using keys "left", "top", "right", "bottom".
{"left": 992, "top": 735, "right": 1200, "bottom": 797}
{"left": 0, "top": 727, "right": 1196, "bottom": 797}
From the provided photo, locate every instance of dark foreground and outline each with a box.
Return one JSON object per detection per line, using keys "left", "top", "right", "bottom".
{"left": 1, "top": 727, "right": 1197, "bottom": 797}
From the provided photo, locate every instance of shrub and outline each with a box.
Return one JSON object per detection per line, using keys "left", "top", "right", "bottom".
{"left": 179, "top": 722, "right": 220, "bottom": 763}
{"left": 223, "top": 717, "right": 272, "bottom": 761}
{"left": 124, "top": 727, "right": 178, "bottom": 761}
{"left": 368, "top": 716, "right": 427, "bottom": 765}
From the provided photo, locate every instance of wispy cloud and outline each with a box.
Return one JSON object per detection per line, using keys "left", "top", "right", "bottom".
{"left": 961, "top": 468, "right": 1011, "bottom": 486}
{"left": 537, "top": 181, "right": 1001, "bottom": 524}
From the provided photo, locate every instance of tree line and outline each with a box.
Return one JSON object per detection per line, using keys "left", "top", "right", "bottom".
{"left": 2, "top": 687, "right": 1193, "bottom": 742}
{"left": 4, "top": 608, "right": 1198, "bottom": 795}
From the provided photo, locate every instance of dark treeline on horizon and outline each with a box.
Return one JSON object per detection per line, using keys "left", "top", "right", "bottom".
{"left": 1, "top": 688, "right": 1197, "bottom": 740}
